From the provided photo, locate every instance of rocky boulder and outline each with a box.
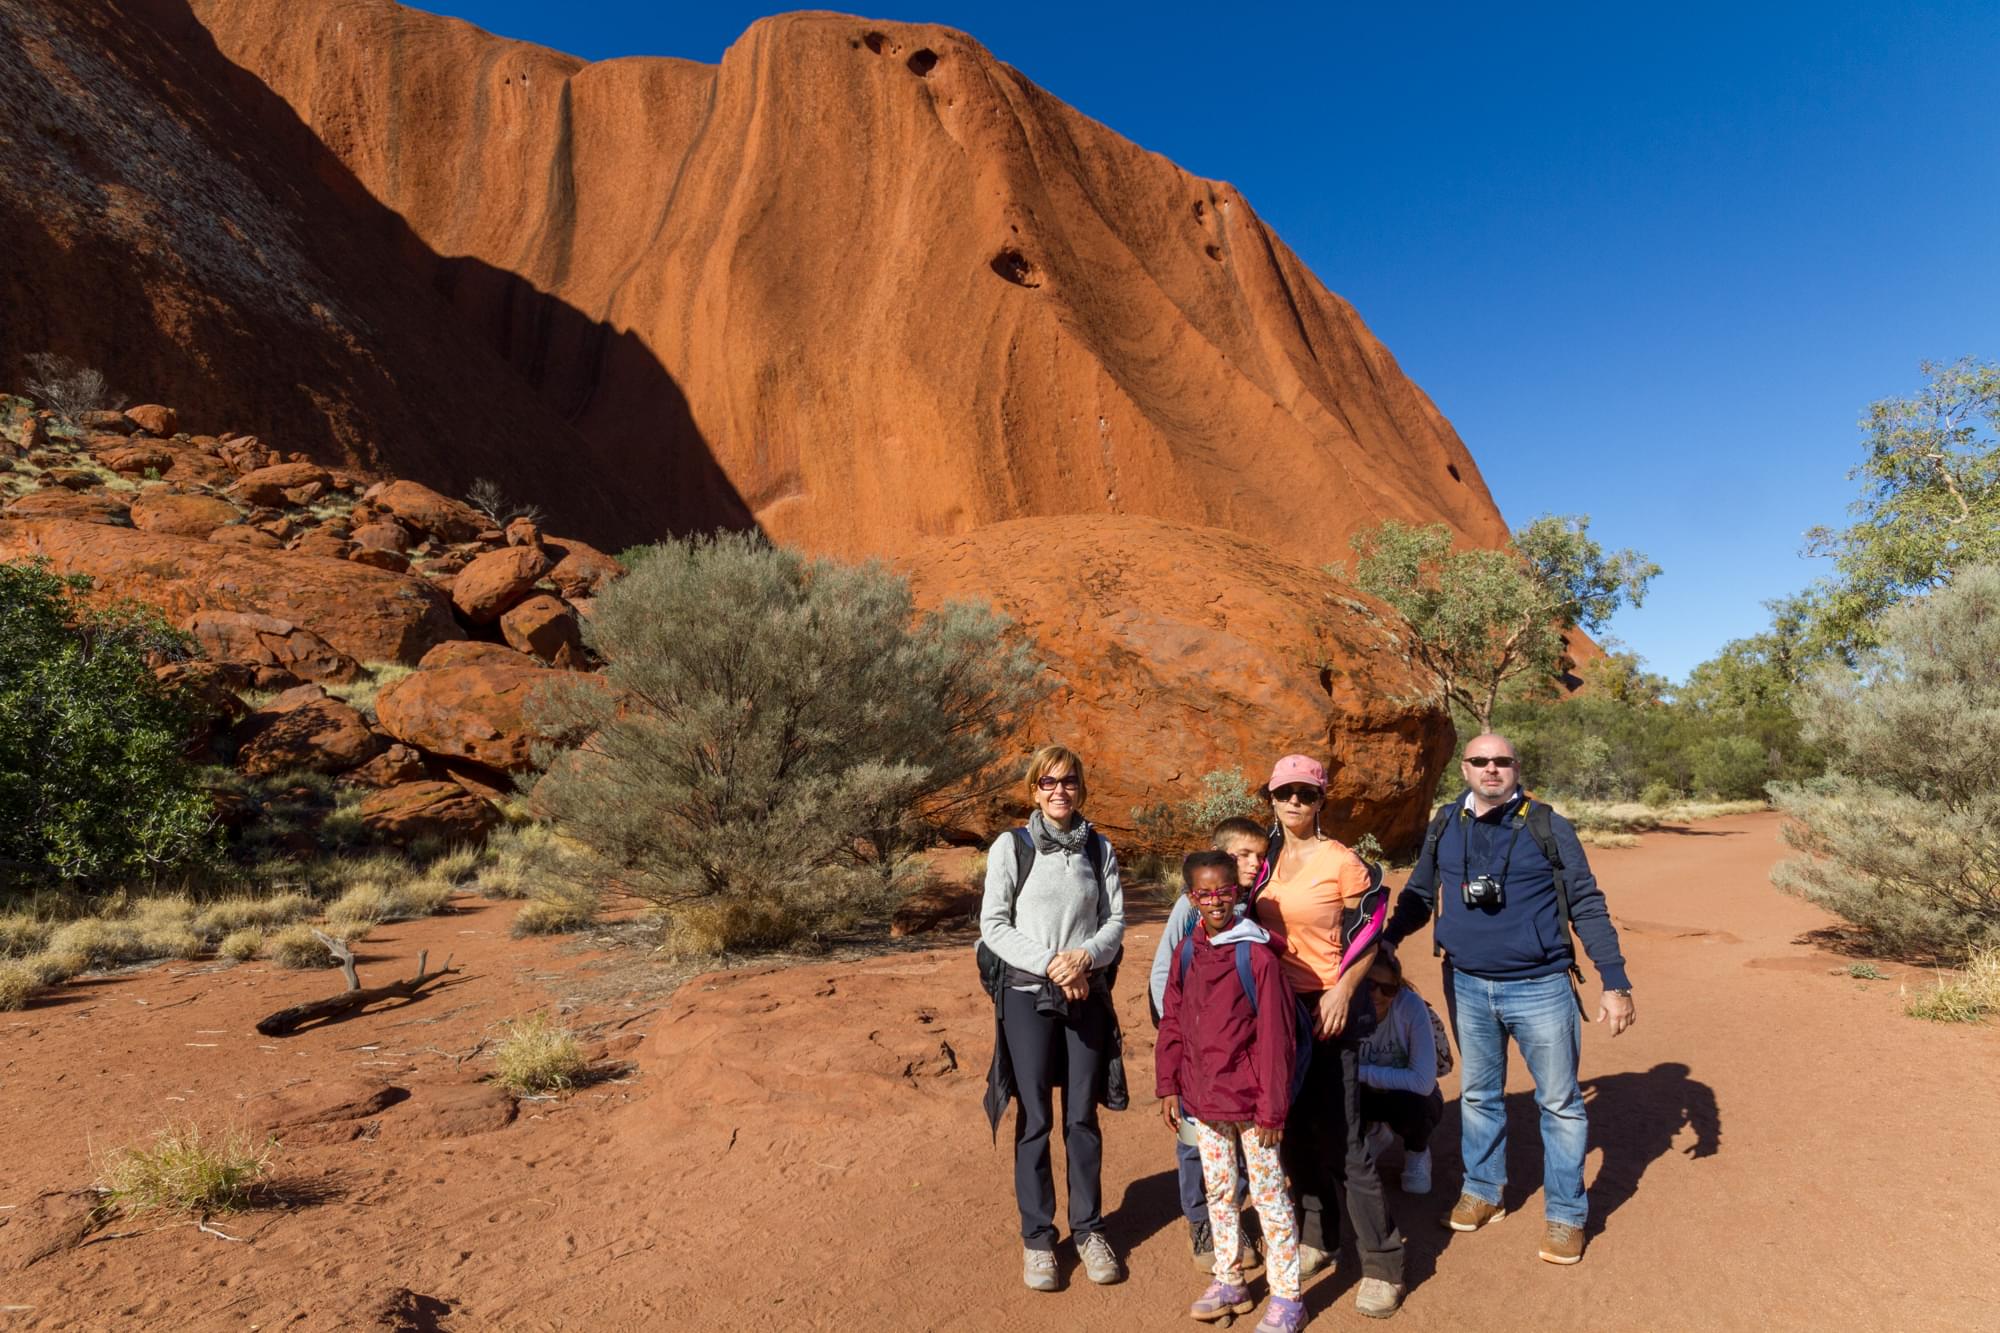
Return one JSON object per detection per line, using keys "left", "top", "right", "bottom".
{"left": 358, "top": 780, "right": 500, "bottom": 845}
{"left": 902, "top": 515, "right": 1454, "bottom": 855}
{"left": 2, "top": 491, "right": 129, "bottom": 524}
{"left": 370, "top": 481, "right": 486, "bottom": 543}
{"left": 417, "top": 640, "right": 542, "bottom": 672}
{"left": 0, "top": 518, "right": 465, "bottom": 664}
{"left": 451, "top": 545, "right": 551, "bottom": 624}
{"left": 375, "top": 664, "right": 583, "bottom": 772}
{"left": 226, "top": 461, "right": 330, "bottom": 507}
{"left": 129, "top": 490, "right": 240, "bottom": 537}
{"left": 235, "top": 694, "right": 383, "bottom": 775}
{"left": 545, "top": 536, "right": 624, "bottom": 599}
{"left": 98, "top": 442, "right": 174, "bottom": 474}
{"left": 500, "top": 594, "right": 583, "bottom": 664}
{"left": 340, "top": 743, "right": 427, "bottom": 789}
{"left": 122, "top": 403, "right": 178, "bottom": 436}
{"left": 188, "top": 610, "right": 359, "bottom": 683}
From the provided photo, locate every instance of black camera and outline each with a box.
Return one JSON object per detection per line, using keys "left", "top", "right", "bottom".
{"left": 1462, "top": 874, "right": 1504, "bottom": 908}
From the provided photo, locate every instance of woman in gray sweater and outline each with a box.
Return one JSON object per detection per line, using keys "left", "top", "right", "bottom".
{"left": 979, "top": 744, "right": 1126, "bottom": 1293}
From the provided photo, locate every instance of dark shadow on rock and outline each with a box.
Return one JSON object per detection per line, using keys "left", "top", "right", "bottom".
{"left": 0, "top": 0, "right": 758, "bottom": 552}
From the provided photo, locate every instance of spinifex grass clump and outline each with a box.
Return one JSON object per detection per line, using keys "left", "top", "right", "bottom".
{"left": 1905, "top": 948, "right": 2000, "bottom": 1024}
{"left": 492, "top": 1013, "right": 588, "bottom": 1095}
{"left": 97, "top": 1123, "right": 274, "bottom": 1216}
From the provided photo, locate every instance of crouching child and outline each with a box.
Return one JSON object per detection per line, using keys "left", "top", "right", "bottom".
{"left": 1157, "top": 850, "right": 1308, "bottom": 1332}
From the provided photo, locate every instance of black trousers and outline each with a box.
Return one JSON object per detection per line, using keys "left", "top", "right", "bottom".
{"left": 1282, "top": 1028, "right": 1406, "bottom": 1284}
{"left": 1361, "top": 1086, "right": 1446, "bottom": 1153}
{"left": 1000, "top": 987, "right": 1110, "bottom": 1249}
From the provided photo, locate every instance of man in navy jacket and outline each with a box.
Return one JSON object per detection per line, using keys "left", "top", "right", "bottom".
{"left": 1383, "top": 733, "right": 1634, "bottom": 1267}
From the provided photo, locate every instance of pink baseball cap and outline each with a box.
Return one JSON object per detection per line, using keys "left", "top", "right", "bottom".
{"left": 1265, "top": 754, "right": 1327, "bottom": 791}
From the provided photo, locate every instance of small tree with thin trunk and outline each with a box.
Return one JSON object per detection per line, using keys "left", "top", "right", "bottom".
{"left": 1338, "top": 515, "right": 1659, "bottom": 730}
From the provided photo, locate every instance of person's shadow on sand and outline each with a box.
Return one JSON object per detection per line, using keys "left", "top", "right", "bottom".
{"left": 1578, "top": 1060, "right": 1721, "bottom": 1236}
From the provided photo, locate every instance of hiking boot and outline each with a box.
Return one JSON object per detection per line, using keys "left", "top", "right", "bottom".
{"left": 1539, "top": 1220, "right": 1585, "bottom": 1265}
{"left": 1447, "top": 1192, "right": 1506, "bottom": 1232}
{"left": 1077, "top": 1230, "right": 1122, "bottom": 1285}
{"left": 1022, "top": 1246, "right": 1058, "bottom": 1292}
{"left": 1354, "top": 1277, "right": 1405, "bottom": 1319}
{"left": 1189, "top": 1218, "right": 1215, "bottom": 1270}
{"left": 1296, "top": 1243, "right": 1332, "bottom": 1278}
{"left": 1253, "top": 1295, "right": 1307, "bottom": 1332}
{"left": 1400, "top": 1148, "right": 1433, "bottom": 1195}
{"left": 1189, "top": 1279, "right": 1255, "bottom": 1322}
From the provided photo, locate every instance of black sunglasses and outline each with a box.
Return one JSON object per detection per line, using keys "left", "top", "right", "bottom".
{"left": 1369, "top": 980, "right": 1400, "bottom": 997}
{"left": 1036, "top": 775, "right": 1081, "bottom": 791}
{"left": 1463, "top": 755, "right": 1517, "bottom": 769}
{"left": 1270, "top": 784, "right": 1323, "bottom": 804}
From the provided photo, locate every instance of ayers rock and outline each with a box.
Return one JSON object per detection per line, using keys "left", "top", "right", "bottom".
{"left": 2, "top": 0, "right": 1518, "bottom": 845}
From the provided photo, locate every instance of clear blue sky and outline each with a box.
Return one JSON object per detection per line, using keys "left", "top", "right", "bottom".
{"left": 408, "top": 0, "right": 2000, "bottom": 681}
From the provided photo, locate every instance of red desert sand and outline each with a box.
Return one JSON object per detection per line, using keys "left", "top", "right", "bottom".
{"left": 2, "top": 812, "right": 1994, "bottom": 1329}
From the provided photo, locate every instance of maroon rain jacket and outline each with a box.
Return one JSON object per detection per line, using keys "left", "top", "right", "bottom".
{"left": 1154, "top": 921, "right": 1298, "bottom": 1130}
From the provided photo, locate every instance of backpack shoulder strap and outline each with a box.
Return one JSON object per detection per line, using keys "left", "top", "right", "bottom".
{"left": 1009, "top": 827, "right": 1036, "bottom": 883}
{"left": 1085, "top": 832, "right": 1107, "bottom": 887}
{"left": 1423, "top": 802, "right": 1459, "bottom": 957}
{"left": 1173, "top": 932, "right": 1196, "bottom": 988}
{"left": 1520, "top": 799, "right": 1570, "bottom": 927}
{"left": 1233, "top": 942, "right": 1259, "bottom": 1016}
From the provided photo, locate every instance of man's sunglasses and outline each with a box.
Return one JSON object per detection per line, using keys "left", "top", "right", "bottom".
{"left": 1270, "top": 784, "right": 1323, "bottom": 804}
{"left": 1463, "top": 755, "right": 1517, "bottom": 769}
{"left": 1036, "top": 775, "right": 1082, "bottom": 791}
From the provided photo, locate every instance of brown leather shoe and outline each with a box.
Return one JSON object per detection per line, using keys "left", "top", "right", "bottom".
{"left": 1446, "top": 1193, "right": 1507, "bottom": 1232}
{"left": 1539, "top": 1220, "right": 1584, "bottom": 1265}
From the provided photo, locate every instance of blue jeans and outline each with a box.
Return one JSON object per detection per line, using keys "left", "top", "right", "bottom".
{"left": 1446, "top": 967, "right": 1588, "bottom": 1227}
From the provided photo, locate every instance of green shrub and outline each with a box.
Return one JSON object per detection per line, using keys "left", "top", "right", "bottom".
{"left": 1773, "top": 567, "right": 2000, "bottom": 956}
{"left": 530, "top": 532, "right": 1045, "bottom": 951}
{"left": 0, "top": 561, "right": 217, "bottom": 883}
{"left": 1687, "top": 734, "right": 1771, "bottom": 800}
{"left": 1639, "top": 780, "right": 1679, "bottom": 809}
{"left": 1131, "top": 768, "right": 1261, "bottom": 856}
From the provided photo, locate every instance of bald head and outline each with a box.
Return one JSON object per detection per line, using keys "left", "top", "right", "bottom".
{"left": 1461, "top": 733, "right": 1520, "bottom": 809}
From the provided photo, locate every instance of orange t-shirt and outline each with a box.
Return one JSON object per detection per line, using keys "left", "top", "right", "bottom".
{"left": 1254, "top": 838, "right": 1371, "bottom": 992}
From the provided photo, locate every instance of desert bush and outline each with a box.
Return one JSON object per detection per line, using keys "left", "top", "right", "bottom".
{"left": 491, "top": 1013, "right": 587, "bottom": 1094}
{"left": 465, "top": 477, "right": 545, "bottom": 530}
{"left": 532, "top": 532, "right": 1044, "bottom": 951}
{"left": 266, "top": 923, "right": 338, "bottom": 969}
{"left": 1687, "top": 734, "right": 1771, "bottom": 800}
{"left": 191, "top": 893, "right": 312, "bottom": 938}
{"left": 45, "top": 918, "right": 144, "bottom": 968}
{"left": 97, "top": 1123, "right": 273, "bottom": 1216}
{"left": 1772, "top": 567, "right": 2000, "bottom": 956}
{"left": 1130, "top": 768, "right": 1262, "bottom": 856}
{"left": 1640, "top": 779, "right": 1678, "bottom": 809}
{"left": 1903, "top": 948, "right": 2000, "bottom": 1023}
{"left": 511, "top": 876, "right": 598, "bottom": 937}
{"left": 0, "top": 959, "right": 40, "bottom": 1010}
{"left": 0, "top": 561, "right": 217, "bottom": 883}
{"left": 22, "top": 352, "right": 122, "bottom": 422}
{"left": 218, "top": 928, "right": 263, "bottom": 961}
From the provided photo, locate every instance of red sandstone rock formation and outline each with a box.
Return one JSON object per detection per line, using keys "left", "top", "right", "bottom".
{"left": 903, "top": 516, "right": 1454, "bottom": 848}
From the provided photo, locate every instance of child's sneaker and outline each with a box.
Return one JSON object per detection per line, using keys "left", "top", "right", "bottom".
{"left": 1189, "top": 1217, "right": 1215, "bottom": 1270}
{"left": 1400, "top": 1148, "right": 1432, "bottom": 1195}
{"left": 1022, "top": 1246, "right": 1057, "bottom": 1292}
{"left": 1077, "top": 1230, "right": 1122, "bottom": 1285}
{"left": 1254, "top": 1295, "right": 1307, "bottom": 1332}
{"left": 1189, "top": 1279, "right": 1255, "bottom": 1323}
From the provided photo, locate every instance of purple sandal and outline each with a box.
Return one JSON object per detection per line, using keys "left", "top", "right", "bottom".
{"left": 1254, "top": 1296, "right": 1307, "bottom": 1333}
{"left": 1190, "top": 1279, "right": 1255, "bottom": 1322}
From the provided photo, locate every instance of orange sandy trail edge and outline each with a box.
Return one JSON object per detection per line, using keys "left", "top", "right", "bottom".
{"left": 1, "top": 813, "right": 1994, "bottom": 1331}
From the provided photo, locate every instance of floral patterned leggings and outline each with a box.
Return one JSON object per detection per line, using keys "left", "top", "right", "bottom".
{"left": 1194, "top": 1117, "right": 1300, "bottom": 1299}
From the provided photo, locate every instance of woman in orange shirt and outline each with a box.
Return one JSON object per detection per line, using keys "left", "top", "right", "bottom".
{"left": 1251, "top": 754, "right": 1405, "bottom": 1320}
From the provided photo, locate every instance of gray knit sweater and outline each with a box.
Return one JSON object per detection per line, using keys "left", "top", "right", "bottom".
{"left": 978, "top": 829, "right": 1126, "bottom": 977}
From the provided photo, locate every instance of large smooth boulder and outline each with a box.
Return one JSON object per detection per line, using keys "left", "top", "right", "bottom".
{"left": 122, "top": 404, "right": 178, "bottom": 436}
{"left": 902, "top": 515, "right": 1454, "bottom": 855}
{"left": 500, "top": 594, "right": 582, "bottom": 664}
{"left": 189, "top": 610, "right": 358, "bottom": 683}
{"left": 226, "top": 461, "right": 330, "bottom": 507}
{"left": 0, "top": 518, "right": 465, "bottom": 664}
{"left": 359, "top": 780, "right": 500, "bottom": 845}
{"left": 370, "top": 480, "right": 486, "bottom": 543}
{"left": 235, "top": 694, "right": 383, "bottom": 775}
{"left": 2, "top": 492, "right": 128, "bottom": 525}
{"left": 418, "top": 640, "right": 541, "bottom": 671}
{"left": 452, "top": 545, "right": 551, "bottom": 624}
{"left": 545, "top": 536, "right": 624, "bottom": 599}
{"left": 129, "top": 490, "right": 241, "bottom": 537}
{"left": 375, "top": 664, "right": 580, "bottom": 771}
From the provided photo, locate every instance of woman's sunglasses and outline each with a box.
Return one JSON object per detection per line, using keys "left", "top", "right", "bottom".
{"left": 1463, "top": 755, "right": 1517, "bottom": 769}
{"left": 1036, "top": 775, "right": 1082, "bottom": 791}
{"left": 1369, "top": 980, "right": 1400, "bottom": 997}
{"left": 1270, "top": 784, "right": 1323, "bottom": 804}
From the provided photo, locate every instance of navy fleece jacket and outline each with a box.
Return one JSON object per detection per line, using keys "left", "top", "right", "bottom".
{"left": 1384, "top": 792, "right": 1630, "bottom": 992}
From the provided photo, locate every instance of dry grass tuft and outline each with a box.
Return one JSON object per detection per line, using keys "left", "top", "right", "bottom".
{"left": 1553, "top": 797, "right": 1768, "bottom": 834}
{"left": 321, "top": 664, "right": 414, "bottom": 721}
{"left": 192, "top": 894, "right": 312, "bottom": 938}
{"left": 0, "top": 912, "right": 55, "bottom": 957}
{"left": 1905, "top": 948, "right": 2000, "bottom": 1024}
{"left": 491, "top": 1013, "right": 588, "bottom": 1095}
{"left": 511, "top": 880, "right": 599, "bottom": 937}
{"left": 97, "top": 1123, "right": 274, "bottom": 1216}
{"left": 1576, "top": 829, "right": 1641, "bottom": 849}
{"left": 0, "top": 959, "right": 40, "bottom": 1011}
{"left": 218, "top": 928, "right": 264, "bottom": 961}
{"left": 266, "top": 923, "right": 338, "bottom": 969}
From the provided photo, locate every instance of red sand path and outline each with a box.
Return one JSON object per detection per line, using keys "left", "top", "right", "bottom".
{"left": 2, "top": 813, "right": 1995, "bottom": 1329}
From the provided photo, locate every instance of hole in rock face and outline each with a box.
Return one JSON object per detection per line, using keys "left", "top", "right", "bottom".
{"left": 1446, "top": 463, "right": 1462, "bottom": 481}
{"left": 1191, "top": 199, "right": 1206, "bottom": 220}
{"left": 863, "top": 31, "right": 887, "bottom": 54}
{"left": 989, "top": 248, "right": 1041, "bottom": 288}
{"left": 1204, "top": 244, "right": 1223, "bottom": 262}
{"left": 907, "top": 48, "right": 939, "bottom": 76}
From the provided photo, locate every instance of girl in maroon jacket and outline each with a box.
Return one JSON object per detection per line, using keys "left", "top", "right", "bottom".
{"left": 1157, "top": 851, "right": 1306, "bottom": 1332}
